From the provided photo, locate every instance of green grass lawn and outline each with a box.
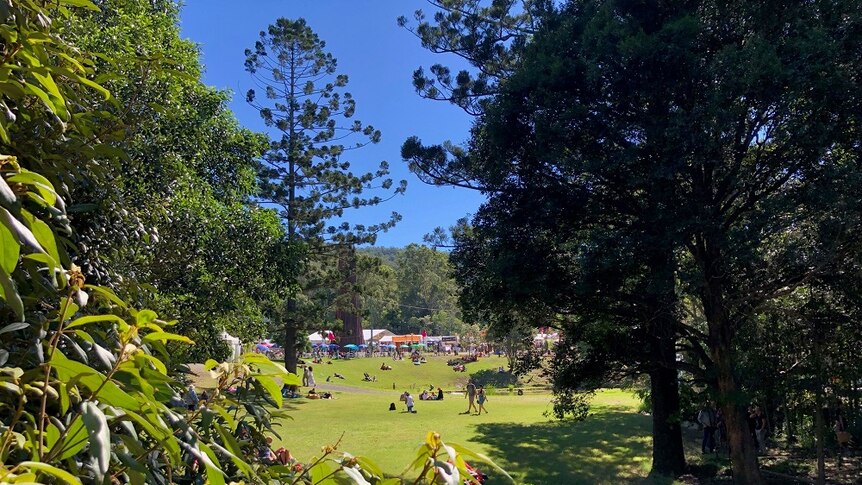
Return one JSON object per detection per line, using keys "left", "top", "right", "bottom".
{"left": 265, "top": 356, "right": 657, "bottom": 484}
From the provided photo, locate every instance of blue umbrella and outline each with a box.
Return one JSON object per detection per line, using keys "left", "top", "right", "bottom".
{"left": 384, "top": 344, "right": 396, "bottom": 349}
{"left": 344, "top": 344, "right": 359, "bottom": 350}
{"left": 329, "top": 343, "right": 340, "bottom": 349}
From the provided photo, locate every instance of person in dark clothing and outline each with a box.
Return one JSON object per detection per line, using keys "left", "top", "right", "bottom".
{"left": 698, "top": 401, "right": 717, "bottom": 453}
{"left": 437, "top": 387, "right": 444, "bottom": 400}
{"left": 747, "top": 406, "right": 759, "bottom": 450}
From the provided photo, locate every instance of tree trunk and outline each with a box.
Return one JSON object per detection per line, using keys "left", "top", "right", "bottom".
{"left": 644, "top": 244, "right": 686, "bottom": 477}
{"left": 815, "top": 337, "right": 825, "bottom": 485}
{"left": 649, "top": 359, "right": 686, "bottom": 476}
{"left": 283, "top": 297, "right": 298, "bottom": 374}
{"left": 698, "top": 238, "right": 763, "bottom": 484}
{"left": 713, "top": 324, "right": 763, "bottom": 484}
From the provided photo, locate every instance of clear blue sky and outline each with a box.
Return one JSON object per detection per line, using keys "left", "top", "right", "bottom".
{"left": 179, "top": 1, "right": 485, "bottom": 247}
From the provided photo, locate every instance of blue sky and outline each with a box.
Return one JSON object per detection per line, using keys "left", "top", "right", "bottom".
{"left": 179, "top": 1, "right": 485, "bottom": 247}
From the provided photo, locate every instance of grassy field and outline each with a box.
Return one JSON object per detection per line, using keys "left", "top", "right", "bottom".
{"left": 264, "top": 356, "right": 657, "bottom": 484}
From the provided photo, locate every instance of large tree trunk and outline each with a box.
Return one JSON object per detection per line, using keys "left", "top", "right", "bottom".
{"left": 708, "top": 298, "right": 763, "bottom": 484}
{"left": 649, "top": 356, "right": 686, "bottom": 476}
{"left": 698, "top": 237, "right": 764, "bottom": 484}
{"left": 716, "top": 355, "right": 763, "bottom": 484}
{"left": 643, "top": 247, "right": 687, "bottom": 476}
{"left": 283, "top": 297, "right": 298, "bottom": 374}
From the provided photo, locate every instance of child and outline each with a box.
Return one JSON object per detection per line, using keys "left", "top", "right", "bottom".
{"left": 476, "top": 388, "right": 488, "bottom": 415}
{"left": 405, "top": 392, "right": 416, "bottom": 413}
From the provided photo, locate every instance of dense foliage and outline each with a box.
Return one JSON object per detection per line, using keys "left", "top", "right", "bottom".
{"left": 0, "top": 1, "right": 507, "bottom": 484}
{"left": 357, "top": 245, "right": 468, "bottom": 337}
{"left": 58, "top": 0, "right": 293, "bottom": 362}
{"left": 403, "top": 0, "right": 862, "bottom": 482}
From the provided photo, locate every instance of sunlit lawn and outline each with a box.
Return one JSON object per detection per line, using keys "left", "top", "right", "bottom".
{"left": 264, "top": 356, "right": 658, "bottom": 484}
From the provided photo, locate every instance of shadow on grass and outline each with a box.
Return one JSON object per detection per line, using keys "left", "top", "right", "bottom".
{"left": 470, "top": 369, "right": 519, "bottom": 388}
{"left": 474, "top": 411, "right": 656, "bottom": 485}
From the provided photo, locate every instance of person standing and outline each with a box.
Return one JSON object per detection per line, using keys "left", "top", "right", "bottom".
{"left": 306, "top": 366, "right": 316, "bottom": 387}
{"left": 405, "top": 392, "right": 416, "bottom": 413}
{"left": 754, "top": 406, "right": 768, "bottom": 454}
{"left": 184, "top": 384, "right": 199, "bottom": 411}
{"left": 476, "top": 388, "right": 488, "bottom": 415}
{"left": 698, "top": 401, "right": 717, "bottom": 453}
{"left": 464, "top": 379, "right": 477, "bottom": 414}
{"left": 301, "top": 365, "right": 309, "bottom": 387}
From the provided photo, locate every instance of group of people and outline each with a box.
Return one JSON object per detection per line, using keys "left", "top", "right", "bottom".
{"left": 463, "top": 379, "right": 488, "bottom": 415}
{"left": 698, "top": 401, "right": 768, "bottom": 454}
{"left": 419, "top": 387, "right": 444, "bottom": 401}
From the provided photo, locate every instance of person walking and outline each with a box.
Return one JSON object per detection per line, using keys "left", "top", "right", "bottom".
{"left": 476, "top": 388, "right": 488, "bottom": 415}
{"left": 464, "top": 379, "right": 477, "bottom": 414}
{"left": 698, "top": 401, "right": 717, "bottom": 453}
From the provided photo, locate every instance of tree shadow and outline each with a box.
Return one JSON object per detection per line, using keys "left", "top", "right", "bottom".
{"left": 470, "top": 369, "right": 519, "bottom": 388}
{"left": 473, "top": 410, "right": 657, "bottom": 484}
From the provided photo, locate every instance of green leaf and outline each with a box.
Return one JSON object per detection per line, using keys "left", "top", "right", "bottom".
{"left": 136, "top": 354, "right": 167, "bottom": 375}
{"left": 0, "top": 321, "right": 28, "bottom": 335}
{"left": 125, "top": 410, "right": 180, "bottom": 462}
{"left": 44, "top": 421, "right": 61, "bottom": 450}
{"left": 135, "top": 309, "right": 157, "bottom": 325}
{"left": 65, "top": 314, "right": 128, "bottom": 330}
{"left": 254, "top": 375, "right": 282, "bottom": 408}
{"left": 309, "top": 460, "right": 338, "bottom": 483}
{"left": 449, "top": 443, "right": 514, "bottom": 482}
{"left": 51, "top": 351, "right": 141, "bottom": 411}
{"left": 0, "top": 381, "right": 22, "bottom": 395}
{"left": 199, "top": 442, "right": 226, "bottom": 485}
{"left": 0, "top": 266, "right": 23, "bottom": 319}
{"left": 356, "top": 456, "right": 384, "bottom": 478}
{"left": 209, "top": 434, "right": 256, "bottom": 480}
{"left": 21, "top": 209, "right": 61, "bottom": 269}
{"left": 0, "top": 220, "right": 19, "bottom": 274}
{"left": 84, "top": 285, "right": 128, "bottom": 308}
{"left": 209, "top": 403, "right": 236, "bottom": 431}
{"left": 55, "top": 418, "right": 87, "bottom": 460}
{"left": 0, "top": 207, "right": 44, "bottom": 254}
{"left": 59, "top": 0, "right": 101, "bottom": 11}
{"left": 18, "top": 462, "right": 82, "bottom": 485}
{"left": 22, "top": 83, "right": 58, "bottom": 115}
{"left": 58, "top": 381, "right": 69, "bottom": 414}
{"left": 60, "top": 301, "right": 79, "bottom": 323}
{"left": 81, "top": 402, "right": 110, "bottom": 481}
{"left": 343, "top": 466, "right": 372, "bottom": 485}
{"left": 141, "top": 331, "right": 193, "bottom": 345}
{"left": 6, "top": 171, "right": 58, "bottom": 206}
{"left": 203, "top": 358, "right": 219, "bottom": 371}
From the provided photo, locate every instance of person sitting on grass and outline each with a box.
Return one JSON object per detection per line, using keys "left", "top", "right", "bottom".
{"left": 419, "top": 390, "right": 430, "bottom": 401}
{"left": 257, "top": 437, "right": 277, "bottom": 464}
{"left": 307, "top": 388, "right": 320, "bottom": 400}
